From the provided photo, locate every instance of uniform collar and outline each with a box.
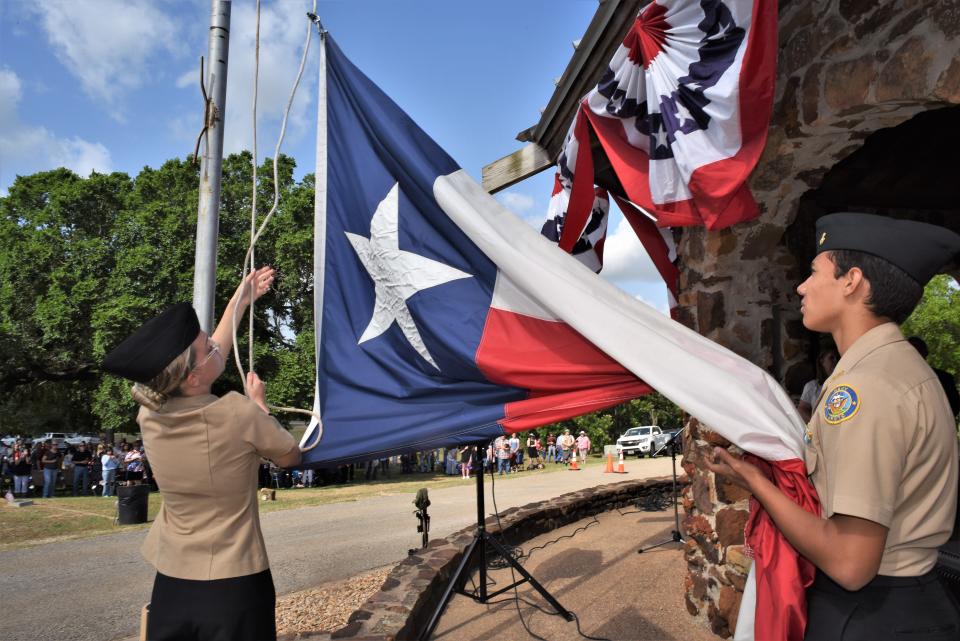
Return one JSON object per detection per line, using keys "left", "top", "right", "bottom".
{"left": 834, "top": 322, "right": 904, "bottom": 375}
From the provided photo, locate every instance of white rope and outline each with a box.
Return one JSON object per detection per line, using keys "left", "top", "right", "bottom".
{"left": 231, "top": 0, "right": 323, "bottom": 451}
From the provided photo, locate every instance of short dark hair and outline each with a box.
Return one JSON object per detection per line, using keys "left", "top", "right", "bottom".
{"left": 829, "top": 249, "right": 923, "bottom": 324}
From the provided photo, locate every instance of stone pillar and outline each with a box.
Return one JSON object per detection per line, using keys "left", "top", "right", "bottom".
{"left": 680, "top": 418, "right": 753, "bottom": 637}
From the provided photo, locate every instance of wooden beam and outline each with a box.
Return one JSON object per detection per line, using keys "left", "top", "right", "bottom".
{"left": 482, "top": 143, "right": 553, "bottom": 194}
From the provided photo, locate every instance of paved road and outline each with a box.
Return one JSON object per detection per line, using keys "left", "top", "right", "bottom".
{"left": 0, "top": 457, "right": 675, "bottom": 641}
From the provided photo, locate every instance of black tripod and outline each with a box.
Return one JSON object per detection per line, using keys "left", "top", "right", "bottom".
{"left": 419, "top": 443, "right": 572, "bottom": 640}
{"left": 637, "top": 427, "right": 686, "bottom": 553}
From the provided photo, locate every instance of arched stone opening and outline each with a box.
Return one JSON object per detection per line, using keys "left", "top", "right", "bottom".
{"left": 786, "top": 105, "right": 960, "bottom": 280}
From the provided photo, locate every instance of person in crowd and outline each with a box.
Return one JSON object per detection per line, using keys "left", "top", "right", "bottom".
{"left": 124, "top": 446, "right": 144, "bottom": 484}
{"left": 101, "top": 266, "right": 299, "bottom": 641}
{"left": 508, "top": 433, "right": 521, "bottom": 470}
{"left": 706, "top": 213, "right": 960, "bottom": 640}
{"left": 558, "top": 429, "right": 575, "bottom": 465}
{"left": 797, "top": 347, "right": 840, "bottom": 423}
{"left": 0, "top": 440, "right": 11, "bottom": 483}
{"left": 41, "top": 442, "right": 60, "bottom": 498}
{"left": 61, "top": 446, "right": 74, "bottom": 485}
{"left": 301, "top": 466, "right": 315, "bottom": 488}
{"left": 576, "top": 431, "right": 591, "bottom": 463}
{"left": 12, "top": 446, "right": 33, "bottom": 497}
{"left": 90, "top": 444, "right": 103, "bottom": 491}
{"left": 72, "top": 442, "right": 92, "bottom": 496}
{"left": 459, "top": 446, "right": 473, "bottom": 480}
{"left": 545, "top": 433, "right": 557, "bottom": 464}
{"left": 526, "top": 433, "right": 539, "bottom": 471}
{"left": 444, "top": 447, "right": 458, "bottom": 475}
{"left": 101, "top": 447, "right": 119, "bottom": 497}
{"left": 31, "top": 441, "right": 44, "bottom": 471}
{"left": 496, "top": 436, "right": 511, "bottom": 475}
{"left": 534, "top": 434, "right": 544, "bottom": 469}
{"left": 907, "top": 336, "right": 960, "bottom": 419}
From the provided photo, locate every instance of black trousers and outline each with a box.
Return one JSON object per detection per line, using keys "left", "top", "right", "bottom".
{"left": 804, "top": 570, "right": 960, "bottom": 641}
{"left": 147, "top": 569, "right": 276, "bottom": 641}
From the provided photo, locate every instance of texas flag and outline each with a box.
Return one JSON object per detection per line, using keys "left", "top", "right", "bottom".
{"left": 305, "top": 35, "right": 816, "bottom": 641}
{"left": 304, "top": 36, "right": 652, "bottom": 467}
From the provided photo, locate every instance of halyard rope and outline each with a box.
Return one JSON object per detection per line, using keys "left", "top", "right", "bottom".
{"left": 230, "top": 0, "right": 323, "bottom": 451}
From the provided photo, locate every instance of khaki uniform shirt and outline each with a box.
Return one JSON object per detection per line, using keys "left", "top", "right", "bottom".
{"left": 804, "top": 323, "right": 958, "bottom": 576}
{"left": 138, "top": 392, "right": 296, "bottom": 580}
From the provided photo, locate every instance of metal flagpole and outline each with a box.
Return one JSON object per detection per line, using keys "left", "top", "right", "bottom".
{"left": 303, "top": 13, "right": 327, "bottom": 447}
{"left": 193, "top": 0, "right": 231, "bottom": 332}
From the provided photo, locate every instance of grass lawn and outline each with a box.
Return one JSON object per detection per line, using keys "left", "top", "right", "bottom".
{"left": 0, "top": 455, "right": 604, "bottom": 551}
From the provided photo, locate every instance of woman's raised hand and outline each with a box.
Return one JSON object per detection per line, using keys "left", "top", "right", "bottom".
{"left": 236, "top": 266, "right": 276, "bottom": 307}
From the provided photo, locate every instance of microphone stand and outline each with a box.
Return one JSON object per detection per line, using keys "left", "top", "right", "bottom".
{"left": 638, "top": 427, "right": 686, "bottom": 553}
{"left": 419, "top": 441, "right": 572, "bottom": 640}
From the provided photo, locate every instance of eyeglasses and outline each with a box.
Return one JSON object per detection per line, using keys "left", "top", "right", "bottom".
{"left": 192, "top": 339, "right": 221, "bottom": 371}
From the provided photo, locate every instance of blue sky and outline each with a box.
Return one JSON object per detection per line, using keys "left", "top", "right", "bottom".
{"left": 0, "top": 0, "right": 668, "bottom": 309}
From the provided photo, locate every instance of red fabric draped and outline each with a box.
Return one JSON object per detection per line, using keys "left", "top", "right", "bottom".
{"left": 744, "top": 456, "right": 821, "bottom": 641}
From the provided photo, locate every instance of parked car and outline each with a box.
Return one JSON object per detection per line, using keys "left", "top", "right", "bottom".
{"left": 616, "top": 425, "right": 663, "bottom": 458}
{"left": 37, "top": 432, "right": 69, "bottom": 449}
{"left": 65, "top": 433, "right": 100, "bottom": 446}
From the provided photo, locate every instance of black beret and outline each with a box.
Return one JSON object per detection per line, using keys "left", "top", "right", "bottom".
{"left": 816, "top": 213, "right": 960, "bottom": 285}
{"left": 102, "top": 303, "right": 200, "bottom": 384}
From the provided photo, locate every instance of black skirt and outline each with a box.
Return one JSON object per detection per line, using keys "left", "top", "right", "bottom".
{"left": 147, "top": 569, "right": 276, "bottom": 641}
{"left": 804, "top": 570, "right": 960, "bottom": 641}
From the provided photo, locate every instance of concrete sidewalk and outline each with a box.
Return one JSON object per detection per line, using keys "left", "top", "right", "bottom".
{"left": 432, "top": 506, "right": 720, "bottom": 641}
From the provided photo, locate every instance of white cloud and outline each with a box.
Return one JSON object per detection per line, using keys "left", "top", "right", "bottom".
{"left": 496, "top": 191, "right": 536, "bottom": 213}
{"left": 30, "top": 0, "right": 182, "bottom": 119}
{"left": 0, "top": 68, "right": 112, "bottom": 192}
{"left": 599, "top": 217, "right": 662, "bottom": 284}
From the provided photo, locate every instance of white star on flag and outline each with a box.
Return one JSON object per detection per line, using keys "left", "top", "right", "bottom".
{"left": 345, "top": 182, "right": 472, "bottom": 370}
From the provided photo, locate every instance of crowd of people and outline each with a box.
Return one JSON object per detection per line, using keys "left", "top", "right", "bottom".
{"left": 0, "top": 438, "right": 150, "bottom": 499}
{"left": 261, "top": 428, "right": 594, "bottom": 490}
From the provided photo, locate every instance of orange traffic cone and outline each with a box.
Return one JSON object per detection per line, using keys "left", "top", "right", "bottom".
{"left": 569, "top": 449, "right": 581, "bottom": 471}
{"left": 616, "top": 449, "right": 627, "bottom": 474}
{"left": 604, "top": 452, "right": 614, "bottom": 473}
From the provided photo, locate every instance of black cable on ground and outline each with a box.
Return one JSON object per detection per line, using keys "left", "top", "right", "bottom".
{"left": 486, "top": 463, "right": 613, "bottom": 641}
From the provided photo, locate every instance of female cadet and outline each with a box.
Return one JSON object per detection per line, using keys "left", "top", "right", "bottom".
{"left": 706, "top": 213, "right": 960, "bottom": 640}
{"left": 102, "top": 266, "right": 301, "bottom": 641}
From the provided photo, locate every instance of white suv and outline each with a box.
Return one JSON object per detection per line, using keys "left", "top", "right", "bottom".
{"left": 37, "top": 432, "right": 69, "bottom": 449}
{"left": 616, "top": 426, "right": 662, "bottom": 458}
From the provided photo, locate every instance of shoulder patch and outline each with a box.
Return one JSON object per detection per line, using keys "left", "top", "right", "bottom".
{"left": 823, "top": 385, "right": 860, "bottom": 425}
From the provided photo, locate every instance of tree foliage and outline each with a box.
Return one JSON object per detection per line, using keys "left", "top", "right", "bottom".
{"left": 901, "top": 274, "right": 960, "bottom": 378}
{"left": 0, "top": 154, "right": 315, "bottom": 434}
{"left": 536, "top": 392, "right": 685, "bottom": 450}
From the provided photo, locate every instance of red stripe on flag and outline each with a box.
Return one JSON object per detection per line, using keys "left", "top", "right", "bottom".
{"left": 476, "top": 307, "right": 651, "bottom": 433}
{"left": 744, "top": 455, "right": 821, "bottom": 641}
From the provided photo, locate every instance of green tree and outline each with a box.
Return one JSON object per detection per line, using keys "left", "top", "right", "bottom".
{"left": 0, "top": 154, "right": 316, "bottom": 436}
{"left": 538, "top": 392, "right": 684, "bottom": 451}
{"left": 901, "top": 275, "right": 960, "bottom": 376}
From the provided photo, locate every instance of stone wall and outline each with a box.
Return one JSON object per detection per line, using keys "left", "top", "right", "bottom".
{"left": 280, "top": 477, "right": 679, "bottom": 641}
{"left": 680, "top": 1, "right": 960, "bottom": 636}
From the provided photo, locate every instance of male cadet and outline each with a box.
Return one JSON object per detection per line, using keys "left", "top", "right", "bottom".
{"left": 707, "top": 213, "right": 960, "bottom": 640}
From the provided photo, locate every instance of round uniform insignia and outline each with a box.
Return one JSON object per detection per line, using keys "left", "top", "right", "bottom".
{"left": 823, "top": 385, "right": 860, "bottom": 425}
